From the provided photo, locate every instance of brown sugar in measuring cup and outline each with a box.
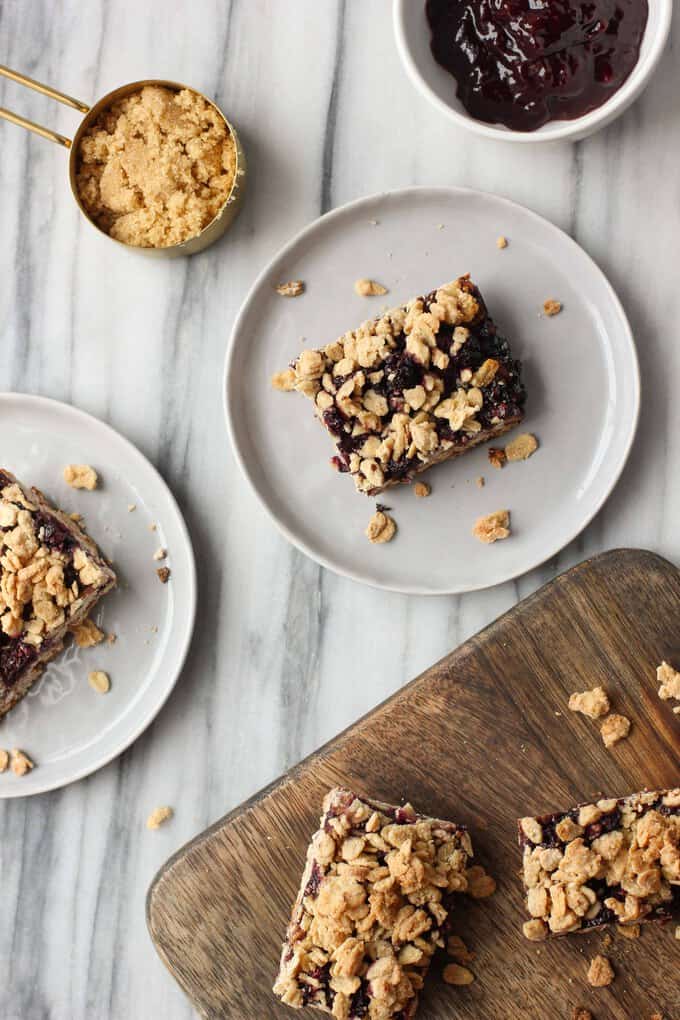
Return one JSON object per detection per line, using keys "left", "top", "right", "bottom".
{"left": 0, "top": 66, "right": 246, "bottom": 256}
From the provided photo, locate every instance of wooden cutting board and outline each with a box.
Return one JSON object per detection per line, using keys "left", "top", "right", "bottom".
{"left": 147, "top": 550, "right": 680, "bottom": 1020}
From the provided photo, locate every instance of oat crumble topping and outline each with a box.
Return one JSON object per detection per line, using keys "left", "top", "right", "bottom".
{"left": 616, "top": 922, "right": 640, "bottom": 938}
{"left": 657, "top": 661, "right": 680, "bottom": 702}
{"left": 496, "top": 236, "right": 508, "bottom": 249}
{"left": 76, "top": 86, "right": 237, "bottom": 248}
{"left": 355, "top": 279, "right": 388, "bottom": 297}
{"left": 600, "top": 713, "right": 631, "bottom": 748}
{"left": 71, "top": 617, "right": 105, "bottom": 648}
{"left": 273, "top": 787, "right": 473, "bottom": 1019}
{"left": 568, "top": 686, "right": 610, "bottom": 720}
{"left": 88, "top": 670, "right": 110, "bottom": 694}
{"left": 413, "top": 482, "right": 430, "bottom": 498}
{"left": 543, "top": 299, "right": 562, "bottom": 317}
{"left": 272, "top": 369, "right": 297, "bottom": 392}
{"left": 11, "top": 749, "right": 34, "bottom": 776}
{"left": 63, "top": 464, "right": 98, "bottom": 491}
{"left": 277, "top": 280, "right": 305, "bottom": 298}
{"left": 587, "top": 955, "right": 614, "bottom": 987}
{"left": 147, "top": 805, "right": 174, "bottom": 830}
{"left": 473, "top": 510, "right": 510, "bottom": 544}
{"left": 519, "top": 787, "right": 680, "bottom": 940}
{"left": 366, "top": 511, "right": 397, "bottom": 545}
{"left": 278, "top": 276, "right": 525, "bottom": 496}
{"left": 505, "top": 433, "right": 538, "bottom": 462}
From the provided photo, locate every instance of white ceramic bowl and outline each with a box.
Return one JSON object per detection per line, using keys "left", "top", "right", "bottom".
{"left": 394, "top": 0, "right": 672, "bottom": 143}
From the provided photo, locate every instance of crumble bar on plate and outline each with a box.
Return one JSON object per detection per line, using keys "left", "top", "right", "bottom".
{"left": 0, "top": 469, "right": 116, "bottom": 719}
{"left": 273, "top": 787, "right": 473, "bottom": 1019}
{"left": 519, "top": 787, "right": 680, "bottom": 940}
{"left": 278, "top": 275, "right": 526, "bottom": 495}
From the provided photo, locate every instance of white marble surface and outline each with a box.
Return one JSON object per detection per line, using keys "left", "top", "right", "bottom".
{"left": 0, "top": 1, "right": 678, "bottom": 1017}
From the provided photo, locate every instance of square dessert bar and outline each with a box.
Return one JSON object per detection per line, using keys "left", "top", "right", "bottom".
{"left": 0, "top": 469, "right": 116, "bottom": 718}
{"left": 519, "top": 787, "right": 680, "bottom": 941}
{"left": 273, "top": 787, "right": 473, "bottom": 1020}
{"left": 285, "top": 275, "right": 525, "bottom": 495}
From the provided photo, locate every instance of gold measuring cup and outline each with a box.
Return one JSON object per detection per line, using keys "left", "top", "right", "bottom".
{"left": 0, "top": 66, "right": 246, "bottom": 257}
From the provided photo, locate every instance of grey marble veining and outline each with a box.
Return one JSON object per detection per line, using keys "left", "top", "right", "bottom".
{"left": 0, "top": 1, "right": 679, "bottom": 1017}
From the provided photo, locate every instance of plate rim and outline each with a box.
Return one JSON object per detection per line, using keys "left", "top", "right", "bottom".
{"left": 0, "top": 392, "right": 197, "bottom": 798}
{"left": 223, "top": 185, "right": 640, "bottom": 596}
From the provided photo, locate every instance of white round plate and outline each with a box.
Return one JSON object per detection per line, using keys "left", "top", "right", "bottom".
{"left": 224, "top": 187, "right": 639, "bottom": 596}
{"left": 0, "top": 394, "right": 196, "bottom": 797}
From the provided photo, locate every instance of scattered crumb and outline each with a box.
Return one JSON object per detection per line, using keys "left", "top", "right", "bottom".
{"left": 354, "top": 278, "right": 388, "bottom": 297}
{"left": 127, "top": 503, "right": 136, "bottom": 512}
{"left": 617, "top": 923, "right": 640, "bottom": 939}
{"left": 271, "top": 368, "right": 296, "bottom": 392}
{"left": 446, "top": 936, "right": 475, "bottom": 964}
{"left": 496, "top": 235, "right": 508, "bottom": 249}
{"left": 657, "top": 661, "right": 680, "bottom": 701}
{"left": 465, "top": 865, "right": 497, "bottom": 899}
{"left": 487, "top": 448, "right": 506, "bottom": 469}
{"left": 568, "top": 686, "right": 610, "bottom": 720}
{"left": 88, "top": 670, "right": 111, "bottom": 694}
{"left": 600, "top": 713, "right": 631, "bottom": 748}
{"left": 365, "top": 510, "right": 397, "bottom": 545}
{"left": 149, "top": 523, "right": 157, "bottom": 531}
{"left": 107, "top": 633, "right": 117, "bottom": 645}
{"left": 63, "top": 464, "right": 98, "bottom": 490}
{"left": 11, "top": 749, "right": 34, "bottom": 777}
{"left": 543, "top": 298, "right": 562, "bottom": 317}
{"left": 587, "top": 955, "right": 615, "bottom": 988}
{"left": 156, "top": 566, "right": 171, "bottom": 584}
{"left": 437, "top": 223, "right": 445, "bottom": 230}
{"left": 0, "top": 749, "right": 8, "bottom": 772}
{"left": 71, "top": 618, "right": 105, "bottom": 648}
{"left": 572, "top": 1010, "right": 593, "bottom": 1020}
{"left": 368, "top": 219, "right": 379, "bottom": 226}
{"left": 276, "top": 280, "right": 305, "bottom": 298}
{"left": 505, "top": 433, "right": 538, "bottom": 462}
{"left": 153, "top": 547, "right": 167, "bottom": 561}
{"left": 70, "top": 512, "right": 83, "bottom": 523}
{"left": 414, "top": 481, "right": 431, "bottom": 498}
{"left": 473, "top": 509, "right": 510, "bottom": 544}
{"left": 522, "top": 919, "right": 547, "bottom": 941}
{"left": 476, "top": 476, "right": 485, "bottom": 488}
{"left": 443, "top": 963, "right": 474, "bottom": 986}
{"left": 147, "top": 805, "right": 174, "bottom": 830}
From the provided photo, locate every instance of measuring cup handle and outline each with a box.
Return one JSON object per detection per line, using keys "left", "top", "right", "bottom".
{"left": 0, "top": 65, "right": 89, "bottom": 147}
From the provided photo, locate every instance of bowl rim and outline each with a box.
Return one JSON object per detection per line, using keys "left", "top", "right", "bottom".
{"left": 393, "top": 0, "right": 673, "bottom": 143}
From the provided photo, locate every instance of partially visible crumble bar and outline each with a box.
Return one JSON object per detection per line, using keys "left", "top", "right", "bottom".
{"left": 278, "top": 276, "right": 526, "bottom": 496}
{"left": 273, "top": 787, "right": 473, "bottom": 1019}
{"left": 519, "top": 787, "right": 680, "bottom": 940}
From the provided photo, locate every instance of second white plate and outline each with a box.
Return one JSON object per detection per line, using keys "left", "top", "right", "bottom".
{"left": 0, "top": 394, "right": 196, "bottom": 797}
{"left": 224, "top": 187, "right": 639, "bottom": 595}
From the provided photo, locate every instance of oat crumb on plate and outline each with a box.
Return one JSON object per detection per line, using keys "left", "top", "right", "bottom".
{"left": 497, "top": 235, "right": 508, "bottom": 249}
{"left": 543, "top": 298, "right": 562, "bottom": 317}
{"left": 156, "top": 566, "right": 171, "bottom": 584}
{"left": 276, "top": 280, "right": 305, "bottom": 297}
{"left": 11, "top": 749, "right": 34, "bottom": 776}
{"left": 63, "top": 464, "right": 98, "bottom": 490}
{"left": 147, "top": 805, "right": 174, "bottom": 830}
{"left": 127, "top": 503, "right": 136, "bottom": 512}
{"left": 354, "top": 277, "right": 388, "bottom": 297}
{"left": 443, "top": 963, "right": 474, "bottom": 986}
{"left": 0, "top": 749, "right": 8, "bottom": 772}
{"left": 271, "top": 368, "right": 296, "bottom": 392}
{"left": 88, "top": 670, "right": 110, "bottom": 694}
{"left": 473, "top": 509, "right": 510, "bottom": 544}
{"left": 505, "top": 432, "right": 538, "bottom": 462}
{"left": 657, "top": 660, "right": 680, "bottom": 701}
{"left": 476, "top": 476, "right": 485, "bottom": 488}
{"left": 414, "top": 481, "right": 431, "bottom": 498}
{"left": 365, "top": 510, "right": 396, "bottom": 544}
{"left": 107, "top": 633, "right": 117, "bottom": 644}
{"left": 153, "top": 547, "right": 167, "bottom": 561}
{"left": 587, "top": 955, "right": 615, "bottom": 987}
{"left": 488, "top": 447, "right": 507, "bottom": 469}
{"left": 568, "top": 685, "right": 610, "bottom": 719}
{"left": 71, "top": 617, "right": 105, "bottom": 648}
{"left": 600, "top": 713, "right": 631, "bottom": 748}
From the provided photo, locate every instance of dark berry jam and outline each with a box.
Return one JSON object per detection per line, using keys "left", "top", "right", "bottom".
{"left": 34, "top": 511, "right": 75, "bottom": 554}
{"left": 425, "top": 1, "right": 649, "bottom": 132}
{"left": 0, "top": 634, "right": 37, "bottom": 687}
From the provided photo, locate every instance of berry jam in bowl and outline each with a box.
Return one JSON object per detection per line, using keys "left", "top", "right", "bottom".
{"left": 394, "top": 0, "right": 671, "bottom": 142}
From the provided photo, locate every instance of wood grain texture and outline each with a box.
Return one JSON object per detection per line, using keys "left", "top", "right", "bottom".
{"left": 147, "top": 550, "right": 680, "bottom": 1020}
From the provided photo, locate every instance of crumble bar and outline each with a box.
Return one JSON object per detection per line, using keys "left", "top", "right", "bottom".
{"left": 519, "top": 787, "right": 680, "bottom": 940}
{"left": 0, "top": 470, "right": 116, "bottom": 719}
{"left": 273, "top": 787, "right": 473, "bottom": 1019}
{"left": 279, "top": 275, "right": 526, "bottom": 496}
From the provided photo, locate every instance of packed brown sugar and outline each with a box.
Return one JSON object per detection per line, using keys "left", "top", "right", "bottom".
{"left": 75, "top": 85, "right": 237, "bottom": 248}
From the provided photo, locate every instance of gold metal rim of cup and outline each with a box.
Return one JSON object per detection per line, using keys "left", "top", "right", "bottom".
{"left": 67, "top": 79, "right": 246, "bottom": 258}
